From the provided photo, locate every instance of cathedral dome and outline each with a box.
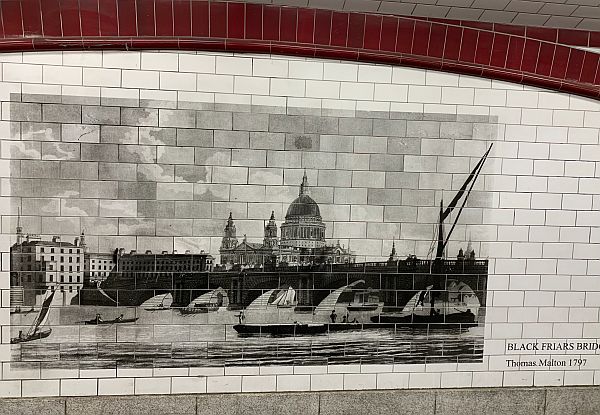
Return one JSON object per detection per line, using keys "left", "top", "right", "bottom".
{"left": 286, "top": 194, "right": 321, "bottom": 219}
{"left": 280, "top": 171, "right": 326, "bottom": 250}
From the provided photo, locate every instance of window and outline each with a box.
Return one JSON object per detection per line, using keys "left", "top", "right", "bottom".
{"left": 69, "top": 266, "right": 72, "bottom": 272}
{"left": 69, "top": 249, "right": 72, "bottom": 254}
{"left": 69, "top": 257, "right": 72, "bottom": 263}
{"left": 60, "top": 275, "right": 64, "bottom": 282}
{"left": 51, "top": 256, "right": 55, "bottom": 261}
{"left": 60, "top": 265, "right": 64, "bottom": 272}
{"left": 61, "top": 256, "right": 64, "bottom": 262}
{"left": 41, "top": 256, "right": 44, "bottom": 262}
{"left": 76, "top": 257, "right": 80, "bottom": 263}
{"left": 76, "top": 266, "right": 80, "bottom": 272}
{"left": 40, "top": 247, "right": 45, "bottom": 253}
{"left": 69, "top": 276, "right": 72, "bottom": 283}
{"left": 61, "top": 249, "right": 64, "bottom": 254}
{"left": 51, "top": 248, "right": 54, "bottom": 253}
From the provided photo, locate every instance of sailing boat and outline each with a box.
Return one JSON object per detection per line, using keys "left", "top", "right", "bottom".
{"left": 141, "top": 292, "right": 172, "bottom": 311}
{"left": 11, "top": 291, "right": 54, "bottom": 344}
{"left": 271, "top": 286, "right": 297, "bottom": 308}
{"left": 372, "top": 145, "right": 492, "bottom": 327}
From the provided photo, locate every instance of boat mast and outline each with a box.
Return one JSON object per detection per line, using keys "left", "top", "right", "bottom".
{"left": 434, "top": 144, "right": 493, "bottom": 260}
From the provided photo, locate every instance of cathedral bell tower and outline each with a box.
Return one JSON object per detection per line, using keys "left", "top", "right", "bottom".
{"left": 221, "top": 212, "right": 239, "bottom": 250}
{"left": 263, "top": 211, "right": 278, "bottom": 249}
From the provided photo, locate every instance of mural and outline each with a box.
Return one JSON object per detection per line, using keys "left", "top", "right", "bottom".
{"left": 7, "top": 95, "right": 494, "bottom": 369}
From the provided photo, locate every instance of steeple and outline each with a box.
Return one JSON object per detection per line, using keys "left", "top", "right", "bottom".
{"left": 388, "top": 240, "right": 398, "bottom": 262}
{"left": 220, "top": 212, "right": 238, "bottom": 250}
{"left": 79, "top": 229, "right": 87, "bottom": 253}
{"left": 16, "top": 208, "right": 23, "bottom": 245}
{"left": 263, "top": 211, "right": 278, "bottom": 249}
{"left": 299, "top": 170, "right": 309, "bottom": 195}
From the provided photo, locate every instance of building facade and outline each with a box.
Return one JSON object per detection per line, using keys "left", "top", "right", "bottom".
{"left": 10, "top": 227, "right": 85, "bottom": 306}
{"left": 220, "top": 173, "right": 355, "bottom": 267}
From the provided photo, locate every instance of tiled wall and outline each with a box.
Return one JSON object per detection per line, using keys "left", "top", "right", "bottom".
{"left": 1, "top": 50, "right": 599, "bottom": 396}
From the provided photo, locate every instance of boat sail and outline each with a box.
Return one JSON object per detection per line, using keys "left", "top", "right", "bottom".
{"left": 11, "top": 291, "right": 54, "bottom": 344}
{"left": 141, "top": 292, "right": 172, "bottom": 311}
{"left": 271, "top": 287, "right": 296, "bottom": 308}
{"left": 372, "top": 145, "right": 492, "bottom": 327}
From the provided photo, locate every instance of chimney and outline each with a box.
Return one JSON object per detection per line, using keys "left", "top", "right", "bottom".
{"left": 161, "top": 250, "right": 168, "bottom": 254}
{"left": 74, "top": 237, "right": 79, "bottom": 246}
{"left": 52, "top": 236, "right": 61, "bottom": 243}
{"left": 185, "top": 250, "right": 191, "bottom": 254}
{"left": 130, "top": 250, "right": 136, "bottom": 255}
{"left": 145, "top": 250, "right": 152, "bottom": 254}
{"left": 173, "top": 250, "right": 178, "bottom": 254}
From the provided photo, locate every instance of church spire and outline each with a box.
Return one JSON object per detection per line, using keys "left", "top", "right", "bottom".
{"left": 220, "top": 212, "right": 238, "bottom": 250}
{"left": 299, "top": 170, "right": 308, "bottom": 195}
{"left": 16, "top": 208, "right": 23, "bottom": 245}
{"left": 263, "top": 211, "right": 278, "bottom": 249}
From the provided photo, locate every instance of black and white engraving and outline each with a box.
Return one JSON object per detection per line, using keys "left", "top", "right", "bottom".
{"left": 7, "top": 95, "right": 496, "bottom": 369}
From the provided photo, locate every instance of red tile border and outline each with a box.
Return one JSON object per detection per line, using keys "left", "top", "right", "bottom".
{"left": 0, "top": 0, "right": 598, "bottom": 100}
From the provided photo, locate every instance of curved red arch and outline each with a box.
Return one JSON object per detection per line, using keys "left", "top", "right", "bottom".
{"left": 1, "top": 0, "right": 599, "bottom": 100}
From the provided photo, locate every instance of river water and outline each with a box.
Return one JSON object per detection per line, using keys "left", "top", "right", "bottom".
{"left": 11, "top": 306, "right": 484, "bottom": 368}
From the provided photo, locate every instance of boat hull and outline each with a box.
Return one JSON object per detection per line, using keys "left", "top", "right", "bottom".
{"left": 233, "top": 323, "right": 327, "bottom": 335}
{"left": 11, "top": 329, "right": 52, "bottom": 344}
{"left": 370, "top": 311, "right": 478, "bottom": 327}
{"left": 84, "top": 317, "right": 139, "bottom": 325}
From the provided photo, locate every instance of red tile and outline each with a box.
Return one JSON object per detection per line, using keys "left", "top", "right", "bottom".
{"left": 379, "top": 16, "right": 397, "bottom": 52}
{"left": 179, "top": 37, "right": 225, "bottom": 51}
{"left": 459, "top": 29, "right": 478, "bottom": 63}
{"left": 272, "top": 43, "right": 316, "bottom": 58}
{"left": 263, "top": 5, "right": 279, "bottom": 41}
{"left": 209, "top": 1, "right": 226, "bottom": 38}
{"left": 590, "top": 32, "right": 600, "bottom": 48}
{"left": 173, "top": 0, "right": 191, "bottom": 36}
{"left": 41, "top": 0, "right": 62, "bottom": 36}
{"left": 579, "top": 52, "right": 599, "bottom": 84}
{"left": 136, "top": 0, "right": 155, "bottom": 36}
{"left": 474, "top": 30, "right": 493, "bottom": 66}
{"left": 411, "top": 20, "right": 430, "bottom": 56}
{"left": 227, "top": 2, "right": 244, "bottom": 39}
{"left": 60, "top": 0, "right": 81, "bottom": 37}
{"left": 117, "top": 0, "right": 137, "bottom": 36}
{"left": 558, "top": 29, "right": 589, "bottom": 47}
{"left": 363, "top": 15, "right": 381, "bottom": 50}
{"left": 526, "top": 27, "right": 556, "bottom": 43}
{"left": 427, "top": 23, "right": 446, "bottom": 59}
{"left": 347, "top": 13, "right": 365, "bottom": 49}
{"left": 99, "top": 0, "right": 118, "bottom": 36}
{"left": 79, "top": 0, "right": 100, "bottom": 37}
{"left": 314, "top": 9, "right": 331, "bottom": 45}
{"left": 535, "top": 42, "right": 555, "bottom": 77}
{"left": 395, "top": 18, "right": 413, "bottom": 54}
{"left": 521, "top": 39, "right": 540, "bottom": 73}
{"left": 565, "top": 48, "right": 585, "bottom": 81}
{"left": 155, "top": 0, "right": 174, "bottom": 36}
{"left": 494, "top": 23, "right": 524, "bottom": 37}
{"left": 226, "top": 39, "right": 270, "bottom": 54}
{"left": 550, "top": 45, "right": 570, "bottom": 79}
{"left": 297, "top": 8, "right": 314, "bottom": 44}
{"left": 2, "top": 38, "right": 34, "bottom": 50}
{"left": 280, "top": 7, "right": 297, "bottom": 43}
{"left": 505, "top": 36, "right": 524, "bottom": 70}
{"left": 461, "top": 21, "right": 493, "bottom": 31}
{"left": 21, "top": 0, "right": 42, "bottom": 36}
{"left": 2, "top": 1, "right": 24, "bottom": 37}
{"left": 330, "top": 12, "right": 348, "bottom": 48}
{"left": 443, "top": 25, "right": 462, "bottom": 61}
{"left": 316, "top": 46, "right": 358, "bottom": 61}
{"left": 245, "top": 3, "right": 262, "bottom": 40}
{"left": 191, "top": 0, "right": 208, "bottom": 37}
{"left": 358, "top": 51, "right": 401, "bottom": 66}
{"left": 489, "top": 33, "right": 509, "bottom": 68}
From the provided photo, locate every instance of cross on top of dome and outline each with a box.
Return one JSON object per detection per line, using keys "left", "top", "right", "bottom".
{"left": 299, "top": 170, "right": 309, "bottom": 196}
